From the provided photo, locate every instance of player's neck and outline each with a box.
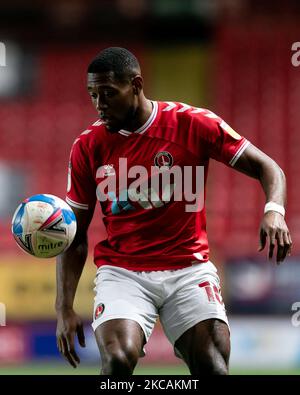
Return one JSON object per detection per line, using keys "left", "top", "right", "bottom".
{"left": 127, "top": 96, "right": 153, "bottom": 132}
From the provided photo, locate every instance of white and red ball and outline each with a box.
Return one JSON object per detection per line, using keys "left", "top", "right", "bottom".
{"left": 11, "top": 194, "right": 77, "bottom": 258}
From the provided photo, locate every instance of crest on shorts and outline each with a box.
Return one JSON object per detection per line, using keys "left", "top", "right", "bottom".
{"left": 94, "top": 303, "right": 105, "bottom": 320}
{"left": 154, "top": 151, "right": 173, "bottom": 169}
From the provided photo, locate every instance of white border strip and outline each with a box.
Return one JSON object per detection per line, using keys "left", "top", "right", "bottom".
{"left": 118, "top": 130, "right": 130, "bottom": 136}
{"left": 229, "top": 140, "right": 251, "bottom": 167}
{"left": 137, "top": 101, "right": 158, "bottom": 134}
{"left": 66, "top": 196, "right": 89, "bottom": 210}
{"left": 119, "top": 101, "right": 158, "bottom": 136}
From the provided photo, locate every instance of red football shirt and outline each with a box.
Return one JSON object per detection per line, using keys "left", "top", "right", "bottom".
{"left": 66, "top": 101, "right": 250, "bottom": 271}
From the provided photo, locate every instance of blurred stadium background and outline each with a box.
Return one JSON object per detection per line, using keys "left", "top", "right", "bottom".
{"left": 1, "top": 0, "right": 300, "bottom": 375}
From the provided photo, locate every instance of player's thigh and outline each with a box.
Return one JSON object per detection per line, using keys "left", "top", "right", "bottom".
{"left": 95, "top": 318, "right": 146, "bottom": 360}
{"left": 159, "top": 262, "right": 228, "bottom": 351}
{"left": 174, "top": 318, "right": 230, "bottom": 369}
{"left": 92, "top": 266, "right": 158, "bottom": 355}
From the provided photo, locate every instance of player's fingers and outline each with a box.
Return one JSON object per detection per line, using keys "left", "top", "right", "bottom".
{"left": 61, "top": 336, "right": 77, "bottom": 368}
{"left": 287, "top": 232, "right": 293, "bottom": 255}
{"left": 77, "top": 324, "right": 86, "bottom": 348}
{"left": 268, "top": 230, "right": 276, "bottom": 260}
{"left": 276, "top": 232, "right": 284, "bottom": 264}
{"left": 283, "top": 232, "right": 292, "bottom": 260}
{"left": 69, "top": 349, "right": 80, "bottom": 365}
{"left": 258, "top": 228, "right": 267, "bottom": 251}
{"left": 65, "top": 334, "right": 80, "bottom": 364}
{"left": 281, "top": 245, "right": 290, "bottom": 263}
{"left": 57, "top": 337, "right": 62, "bottom": 354}
{"left": 59, "top": 337, "right": 77, "bottom": 367}
{"left": 59, "top": 336, "right": 66, "bottom": 355}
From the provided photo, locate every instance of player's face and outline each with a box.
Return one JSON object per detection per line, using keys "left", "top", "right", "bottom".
{"left": 87, "top": 72, "right": 138, "bottom": 133}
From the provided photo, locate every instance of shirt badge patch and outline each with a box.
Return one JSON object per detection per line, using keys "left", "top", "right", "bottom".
{"left": 154, "top": 151, "right": 173, "bottom": 169}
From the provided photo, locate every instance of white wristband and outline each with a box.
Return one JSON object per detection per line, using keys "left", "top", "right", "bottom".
{"left": 264, "top": 202, "right": 285, "bottom": 217}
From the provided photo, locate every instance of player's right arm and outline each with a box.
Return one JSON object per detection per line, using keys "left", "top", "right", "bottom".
{"left": 55, "top": 132, "right": 97, "bottom": 367}
{"left": 55, "top": 205, "right": 95, "bottom": 368}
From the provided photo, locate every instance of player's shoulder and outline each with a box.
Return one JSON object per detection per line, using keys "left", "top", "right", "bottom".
{"left": 158, "top": 101, "right": 221, "bottom": 124}
{"left": 71, "top": 119, "right": 106, "bottom": 150}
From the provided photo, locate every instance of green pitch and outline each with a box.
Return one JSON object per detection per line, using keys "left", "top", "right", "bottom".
{"left": 0, "top": 363, "right": 300, "bottom": 375}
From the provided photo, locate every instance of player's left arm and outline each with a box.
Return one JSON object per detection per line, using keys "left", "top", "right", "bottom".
{"left": 233, "top": 143, "right": 292, "bottom": 263}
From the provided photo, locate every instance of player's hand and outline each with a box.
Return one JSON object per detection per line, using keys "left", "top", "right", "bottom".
{"left": 258, "top": 211, "right": 292, "bottom": 264}
{"left": 56, "top": 308, "right": 86, "bottom": 368}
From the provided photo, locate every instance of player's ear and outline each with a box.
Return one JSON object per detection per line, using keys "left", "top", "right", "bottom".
{"left": 131, "top": 75, "right": 143, "bottom": 95}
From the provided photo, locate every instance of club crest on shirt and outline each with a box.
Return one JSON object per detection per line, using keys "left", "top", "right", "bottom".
{"left": 94, "top": 303, "right": 105, "bottom": 320}
{"left": 154, "top": 151, "right": 173, "bottom": 169}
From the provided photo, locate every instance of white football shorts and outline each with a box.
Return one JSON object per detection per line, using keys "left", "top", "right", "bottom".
{"left": 92, "top": 262, "right": 229, "bottom": 358}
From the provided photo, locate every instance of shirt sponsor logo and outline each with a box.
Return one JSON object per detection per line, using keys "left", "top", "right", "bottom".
{"left": 103, "top": 164, "right": 115, "bottom": 176}
{"left": 98, "top": 164, "right": 116, "bottom": 177}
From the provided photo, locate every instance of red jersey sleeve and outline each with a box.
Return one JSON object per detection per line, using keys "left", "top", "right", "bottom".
{"left": 193, "top": 109, "right": 250, "bottom": 166}
{"left": 66, "top": 136, "right": 96, "bottom": 210}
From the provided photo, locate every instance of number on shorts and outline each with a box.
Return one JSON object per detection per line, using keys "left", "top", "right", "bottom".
{"left": 198, "top": 281, "right": 224, "bottom": 305}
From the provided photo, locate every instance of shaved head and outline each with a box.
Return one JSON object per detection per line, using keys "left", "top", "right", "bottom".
{"left": 87, "top": 47, "right": 141, "bottom": 82}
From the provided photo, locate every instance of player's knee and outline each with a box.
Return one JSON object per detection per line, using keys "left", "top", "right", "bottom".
{"left": 189, "top": 350, "right": 229, "bottom": 375}
{"left": 190, "top": 359, "right": 228, "bottom": 375}
{"left": 101, "top": 345, "right": 139, "bottom": 375}
{"left": 103, "top": 351, "right": 133, "bottom": 375}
